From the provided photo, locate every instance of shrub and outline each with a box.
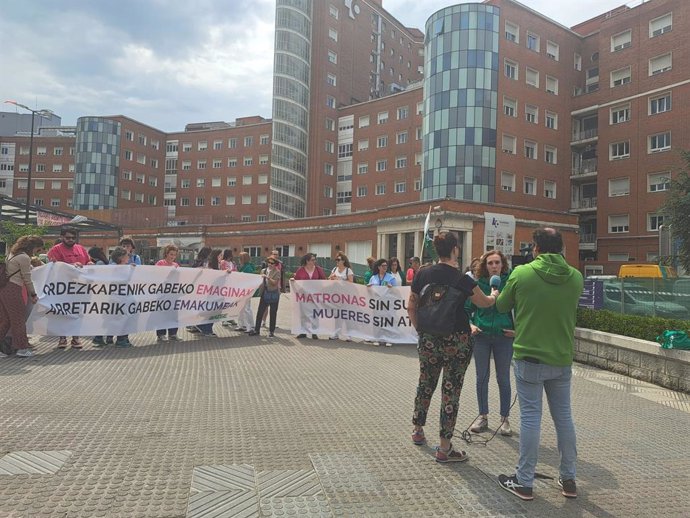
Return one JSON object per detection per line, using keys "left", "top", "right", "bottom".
{"left": 577, "top": 308, "right": 690, "bottom": 343}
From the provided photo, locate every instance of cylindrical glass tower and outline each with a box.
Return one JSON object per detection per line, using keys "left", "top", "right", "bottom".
{"left": 422, "top": 4, "right": 500, "bottom": 202}
{"left": 74, "top": 117, "right": 121, "bottom": 210}
{"left": 269, "top": 0, "right": 312, "bottom": 220}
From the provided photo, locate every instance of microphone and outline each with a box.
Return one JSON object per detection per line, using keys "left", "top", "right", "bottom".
{"left": 489, "top": 275, "right": 501, "bottom": 289}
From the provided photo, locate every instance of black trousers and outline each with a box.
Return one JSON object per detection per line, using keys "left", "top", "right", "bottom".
{"left": 255, "top": 296, "right": 279, "bottom": 333}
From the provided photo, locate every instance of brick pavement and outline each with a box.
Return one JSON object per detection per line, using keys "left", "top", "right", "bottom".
{"left": 1, "top": 294, "right": 689, "bottom": 517}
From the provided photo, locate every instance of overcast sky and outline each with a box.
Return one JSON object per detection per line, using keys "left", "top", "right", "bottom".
{"left": 1, "top": 0, "right": 629, "bottom": 132}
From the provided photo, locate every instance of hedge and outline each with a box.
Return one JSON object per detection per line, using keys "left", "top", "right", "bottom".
{"left": 577, "top": 308, "right": 690, "bottom": 343}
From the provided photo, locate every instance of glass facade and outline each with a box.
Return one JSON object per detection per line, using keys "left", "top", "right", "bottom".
{"left": 74, "top": 117, "right": 121, "bottom": 210}
{"left": 422, "top": 4, "right": 499, "bottom": 202}
{"left": 269, "top": 0, "right": 312, "bottom": 219}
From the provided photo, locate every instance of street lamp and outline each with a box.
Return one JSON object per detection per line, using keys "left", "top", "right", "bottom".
{"left": 4, "top": 100, "right": 54, "bottom": 224}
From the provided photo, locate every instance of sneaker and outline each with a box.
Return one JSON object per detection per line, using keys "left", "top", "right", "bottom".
{"left": 248, "top": 330, "right": 259, "bottom": 336}
{"left": 92, "top": 337, "right": 105, "bottom": 347}
{"left": 411, "top": 429, "right": 426, "bottom": 446}
{"left": 105, "top": 337, "right": 114, "bottom": 345}
{"left": 311, "top": 334, "right": 318, "bottom": 340}
{"left": 268, "top": 332, "right": 275, "bottom": 337}
{"left": 329, "top": 336, "right": 338, "bottom": 340}
{"left": 187, "top": 326, "right": 200, "bottom": 333}
{"left": 115, "top": 339, "right": 132, "bottom": 348}
{"left": 0, "top": 352, "right": 8, "bottom": 358}
{"left": 16, "top": 349, "right": 34, "bottom": 357}
{"left": 385, "top": 342, "right": 392, "bottom": 347}
{"left": 57, "top": 337, "right": 68, "bottom": 349}
{"left": 470, "top": 415, "right": 488, "bottom": 433}
{"left": 435, "top": 444, "right": 468, "bottom": 463}
{"left": 168, "top": 335, "right": 179, "bottom": 341}
{"left": 201, "top": 332, "right": 217, "bottom": 337}
{"left": 70, "top": 338, "right": 82, "bottom": 349}
{"left": 262, "top": 321, "right": 268, "bottom": 329}
{"left": 558, "top": 477, "right": 577, "bottom": 499}
{"left": 157, "top": 335, "right": 166, "bottom": 342}
{"left": 499, "top": 417, "right": 512, "bottom": 436}
{"left": 372, "top": 341, "right": 380, "bottom": 346}
{"left": 297, "top": 334, "right": 307, "bottom": 338}
{"left": 498, "top": 474, "right": 533, "bottom": 501}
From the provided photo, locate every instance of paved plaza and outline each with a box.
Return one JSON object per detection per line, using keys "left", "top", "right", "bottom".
{"left": 1, "top": 294, "right": 689, "bottom": 517}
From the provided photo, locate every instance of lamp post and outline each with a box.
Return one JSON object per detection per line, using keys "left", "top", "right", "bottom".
{"left": 3, "top": 100, "right": 54, "bottom": 224}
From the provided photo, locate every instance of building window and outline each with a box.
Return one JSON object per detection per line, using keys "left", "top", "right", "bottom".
{"left": 524, "top": 140, "right": 537, "bottom": 160}
{"left": 51, "top": 181, "right": 61, "bottom": 189}
{"left": 52, "top": 164, "right": 63, "bottom": 173}
{"left": 258, "top": 174, "right": 268, "bottom": 184}
{"left": 505, "top": 20, "right": 519, "bottom": 43}
{"left": 336, "top": 191, "right": 351, "bottom": 204}
{"left": 544, "top": 145, "right": 557, "bottom": 164}
{"left": 649, "top": 53, "right": 672, "bottom": 75}
{"left": 611, "top": 66, "right": 631, "bottom": 87}
{"left": 609, "top": 214, "right": 629, "bottom": 233}
{"left": 375, "top": 183, "right": 386, "bottom": 195}
{"left": 416, "top": 102, "right": 423, "bottom": 115}
{"left": 196, "top": 197, "right": 205, "bottom": 206}
{"left": 228, "top": 158, "right": 237, "bottom": 168}
{"left": 327, "top": 73, "right": 337, "bottom": 86}
{"left": 259, "top": 155, "right": 269, "bottom": 165}
{"left": 324, "top": 163, "right": 334, "bottom": 175}
{"left": 357, "top": 186, "right": 367, "bottom": 197}
{"left": 125, "top": 131, "right": 134, "bottom": 141}
{"left": 649, "top": 92, "right": 671, "bottom": 115}
{"left": 326, "top": 96, "right": 336, "bottom": 109}
{"left": 51, "top": 199, "right": 60, "bottom": 207}
{"left": 414, "top": 153, "right": 422, "bottom": 166}
{"left": 149, "top": 177, "right": 158, "bottom": 187}
{"left": 213, "top": 140, "right": 222, "bottom": 150}
{"left": 227, "top": 177, "right": 237, "bottom": 187}
{"left": 610, "top": 104, "right": 630, "bottom": 124}
{"left": 53, "top": 147, "right": 63, "bottom": 156}
{"left": 328, "top": 27, "right": 338, "bottom": 41}
{"left": 546, "top": 41, "right": 559, "bottom": 60}
{"left": 376, "top": 159, "right": 387, "bottom": 172}
{"left": 124, "top": 150, "right": 132, "bottom": 161}
{"left": 226, "top": 196, "right": 236, "bottom": 205}
{"left": 244, "top": 157, "right": 253, "bottom": 166}
{"left": 196, "top": 178, "right": 205, "bottom": 188}
{"left": 545, "top": 76, "right": 558, "bottom": 95}
{"left": 138, "top": 134, "right": 147, "bottom": 146}
{"left": 213, "top": 159, "right": 222, "bottom": 168}
{"left": 502, "top": 134, "right": 516, "bottom": 154}
{"left": 329, "top": 5, "right": 338, "bottom": 19}
{"left": 524, "top": 177, "right": 536, "bottom": 195}
{"left": 376, "top": 135, "right": 388, "bottom": 148}
{"left": 377, "top": 111, "right": 389, "bottom": 124}
{"left": 338, "top": 143, "right": 353, "bottom": 158}
{"left": 228, "top": 138, "right": 237, "bottom": 149}
{"left": 257, "top": 215, "right": 267, "bottom": 222}
{"left": 359, "top": 115, "right": 370, "bottom": 128}
{"left": 504, "top": 59, "right": 518, "bottom": 80}
{"left": 396, "top": 131, "right": 408, "bottom": 144}
{"left": 545, "top": 111, "right": 557, "bottom": 129}
{"left": 414, "top": 179, "right": 421, "bottom": 191}
{"left": 328, "top": 50, "right": 337, "bottom": 64}
{"left": 503, "top": 97, "right": 517, "bottom": 117}
{"left": 526, "top": 32, "right": 540, "bottom": 52}
{"left": 182, "top": 142, "right": 192, "bottom": 152}
{"left": 242, "top": 175, "right": 252, "bottom": 185}
{"left": 35, "top": 164, "right": 45, "bottom": 172}
{"left": 260, "top": 134, "right": 270, "bottom": 145}
{"left": 394, "top": 182, "right": 406, "bottom": 193}
{"left": 198, "top": 141, "right": 208, "bottom": 151}
{"left": 649, "top": 13, "right": 672, "bottom": 37}
{"left": 34, "top": 180, "right": 45, "bottom": 190}
{"left": 324, "top": 186, "right": 333, "bottom": 198}
{"left": 611, "top": 29, "right": 632, "bottom": 51}
{"left": 544, "top": 180, "right": 556, "bottom": 199}
{"left": 574, "top": 53, "right": 582, "bottom": 71}
{"left": 397, "top": 106, "right": 409, "bottom": 120}
{"left": 525, "top": 68, "right": 539, "bottom": 88}
{"left": 211, "top": 196, "right": 220, "bottom": 206}
{"left": 243, "top": 136, "right": 252, "bottom": 147}
{"left": 242, "top": 195, "right": 251, "bottom": 205}
{"left": 608, "top": 253, "right": 630, "bottom": 262}
{"left": 121, "top": 190, "right": 131, "bottom": 200}
{"left": 395, "top": 156, "right": 407, "bottom": 169}
{"left": 181, "top": 179, "right": 190, "bottom": 188}
{"left": 197, "top": 160, "right": 206, "bottom": 169}
{"left": 501, "top": 171, "right": 515, "bottom": 192}
{"left": 325, "top": 118, "right": 335, "bottom": 131}
{"left": 610, "top": 141, "right": 630, "bottom": 160}
{"left": 609, "top": 177, "right": 630, "bottom": 197}
{"left": 325, "top": 141, "right": 334, "bottom": 153}
{"left": 357, "top": 163, "right": 368, "bottom": 175}
{"left": 648, "top": 172, "right": 670, "bottom": 192}
{"left": 258, "top": 194, "right": 267, "bottom": 204}
{"left": 649, "top": 132, "right": 671, "bottom": 153}
{"left": 525, "top": 105, "right": 538, "bottom": 124}
{"left": 416, "top": 127, "right": 422, "bottom": 140}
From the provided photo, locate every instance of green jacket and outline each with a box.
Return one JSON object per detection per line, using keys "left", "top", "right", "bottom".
{"left": 496, "top": 253, "right": 583, "bottom": 366}
{"left": 363, "top": 270, "right": 373, "bottom": 284}
{"left": 466, "top": 272, "right": 514, "bottom": 335}
{"left": 238, "top": 263, "right": 255, "bottom": 274}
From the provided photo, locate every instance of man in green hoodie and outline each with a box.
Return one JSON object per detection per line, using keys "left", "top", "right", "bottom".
{"left": 495, "top": 228, "right": 583, "bottom": 502}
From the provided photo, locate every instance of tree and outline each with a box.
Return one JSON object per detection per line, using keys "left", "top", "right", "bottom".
{"left": 0, "top": 221, "right": 47, "bottom": 256}
{"left": 662, "top": 150, "right": 690, "bottom": 272}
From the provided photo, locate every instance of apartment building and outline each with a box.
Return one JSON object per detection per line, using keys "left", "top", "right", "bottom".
{"left": 2, "top": 0, "right": 687, "bottom": 274}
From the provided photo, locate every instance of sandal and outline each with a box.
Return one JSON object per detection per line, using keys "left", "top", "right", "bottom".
{"left": 70, "top": 338, "right": 82, "bottom": 349}
{"left": 411, "top": 429, "right": 426, "bottom": 446}
{"left": 435, "top": 443, "right": 469, "bottom": 463}
{"left": 57, "top": 338, "right": 68, "bottom": 349}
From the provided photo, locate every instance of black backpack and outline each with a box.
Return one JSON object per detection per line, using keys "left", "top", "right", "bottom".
{"left": 416, "top": 283, "right": 463, "bottom": 336}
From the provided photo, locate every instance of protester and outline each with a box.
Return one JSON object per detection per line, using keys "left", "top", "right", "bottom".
{"left": 47, "top": 226, "right": 92, "bottom": 349}
{"left": 292, "top": 253, "right": 325, "bottom": 339}
{"left": 0, "top": 236, "right": 44, "bottom": 358}
{"left": 119, "top": 237, "right": 142, "bottom": 265}
{"left": 261, "top": 249, "right": 284, "bottom": 328}
{"left": 388, "top": 257, "right": 405, "bottom": 286}
{"left": 466, "top": 250, "right": 515, "bottom": 436}
{"left": 155, "top": 244, "right": 180, "bottom": 342}
{"left": 220, "top": 249, "right": 236, "bottom": 272}
{"left": 496, "top": 228, "right": 583, "bottom": 501}
{"left": 192, "top": 247, "right": 216, "bottom": 337}
{"left": 329, "top": 253, "right": 354, "bottom": 341}
{"left": 249, "top": 256, "right": 281, "bottom": 337}
{"left": 465, "top": 257, "right": 480, "bottom": 280}
{"left": 367, "top": 258, "right": 396, "bottom": 286}
{"left": 88, "top": 246, "right": 109, "bottom": 265}
{"left": 407, "top": 232, "right": 498, "bottom": 463}
{"left": 236, "top": 252, "right": 256, "bottom": 333}
{"left": 406, "top": 257, "right": 420, "bottom": 284}
{"left": 362, "top": 256, "right": 375, "bottom": 285}
{"left": 105, "top": 247, "right": 134, "bottom": 348}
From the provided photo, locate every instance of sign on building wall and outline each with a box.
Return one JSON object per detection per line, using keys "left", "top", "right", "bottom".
{"left": 483, "top": 212, "right": 515, "bottom": 257}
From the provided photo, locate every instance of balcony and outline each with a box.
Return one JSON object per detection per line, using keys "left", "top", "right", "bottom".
{"left": 571, "top": 128, "right": 598, "bottom": 144}
{"left": 571, "top": 197, "right": 597, "bottom": 212}
{"left": 570, "top": 158, "right": 598, "bottom": 179}
{"left": 579, "top": 233, "right": 597, "bottom": 251}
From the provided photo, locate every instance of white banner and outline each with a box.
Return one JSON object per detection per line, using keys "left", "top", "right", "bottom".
{"left": 27, "top": 263, "right": 262, "bottom": 336}
{"left": 291, "top": 281, "right": 417, "bottom": 344}
{"left": 484, "top": 212, "right": 515, "bottom": 257}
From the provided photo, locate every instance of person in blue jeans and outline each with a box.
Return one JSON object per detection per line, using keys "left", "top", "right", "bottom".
{"left": 466, "top": 250, "right": 514, "bottom": 436}
{"left": 495, "top": 228, "right": 584, "bottom": 501}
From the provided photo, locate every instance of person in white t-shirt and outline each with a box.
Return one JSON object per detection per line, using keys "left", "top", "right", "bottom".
{"left": 329, "top": 253, "right": 354, "bottom": 340}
